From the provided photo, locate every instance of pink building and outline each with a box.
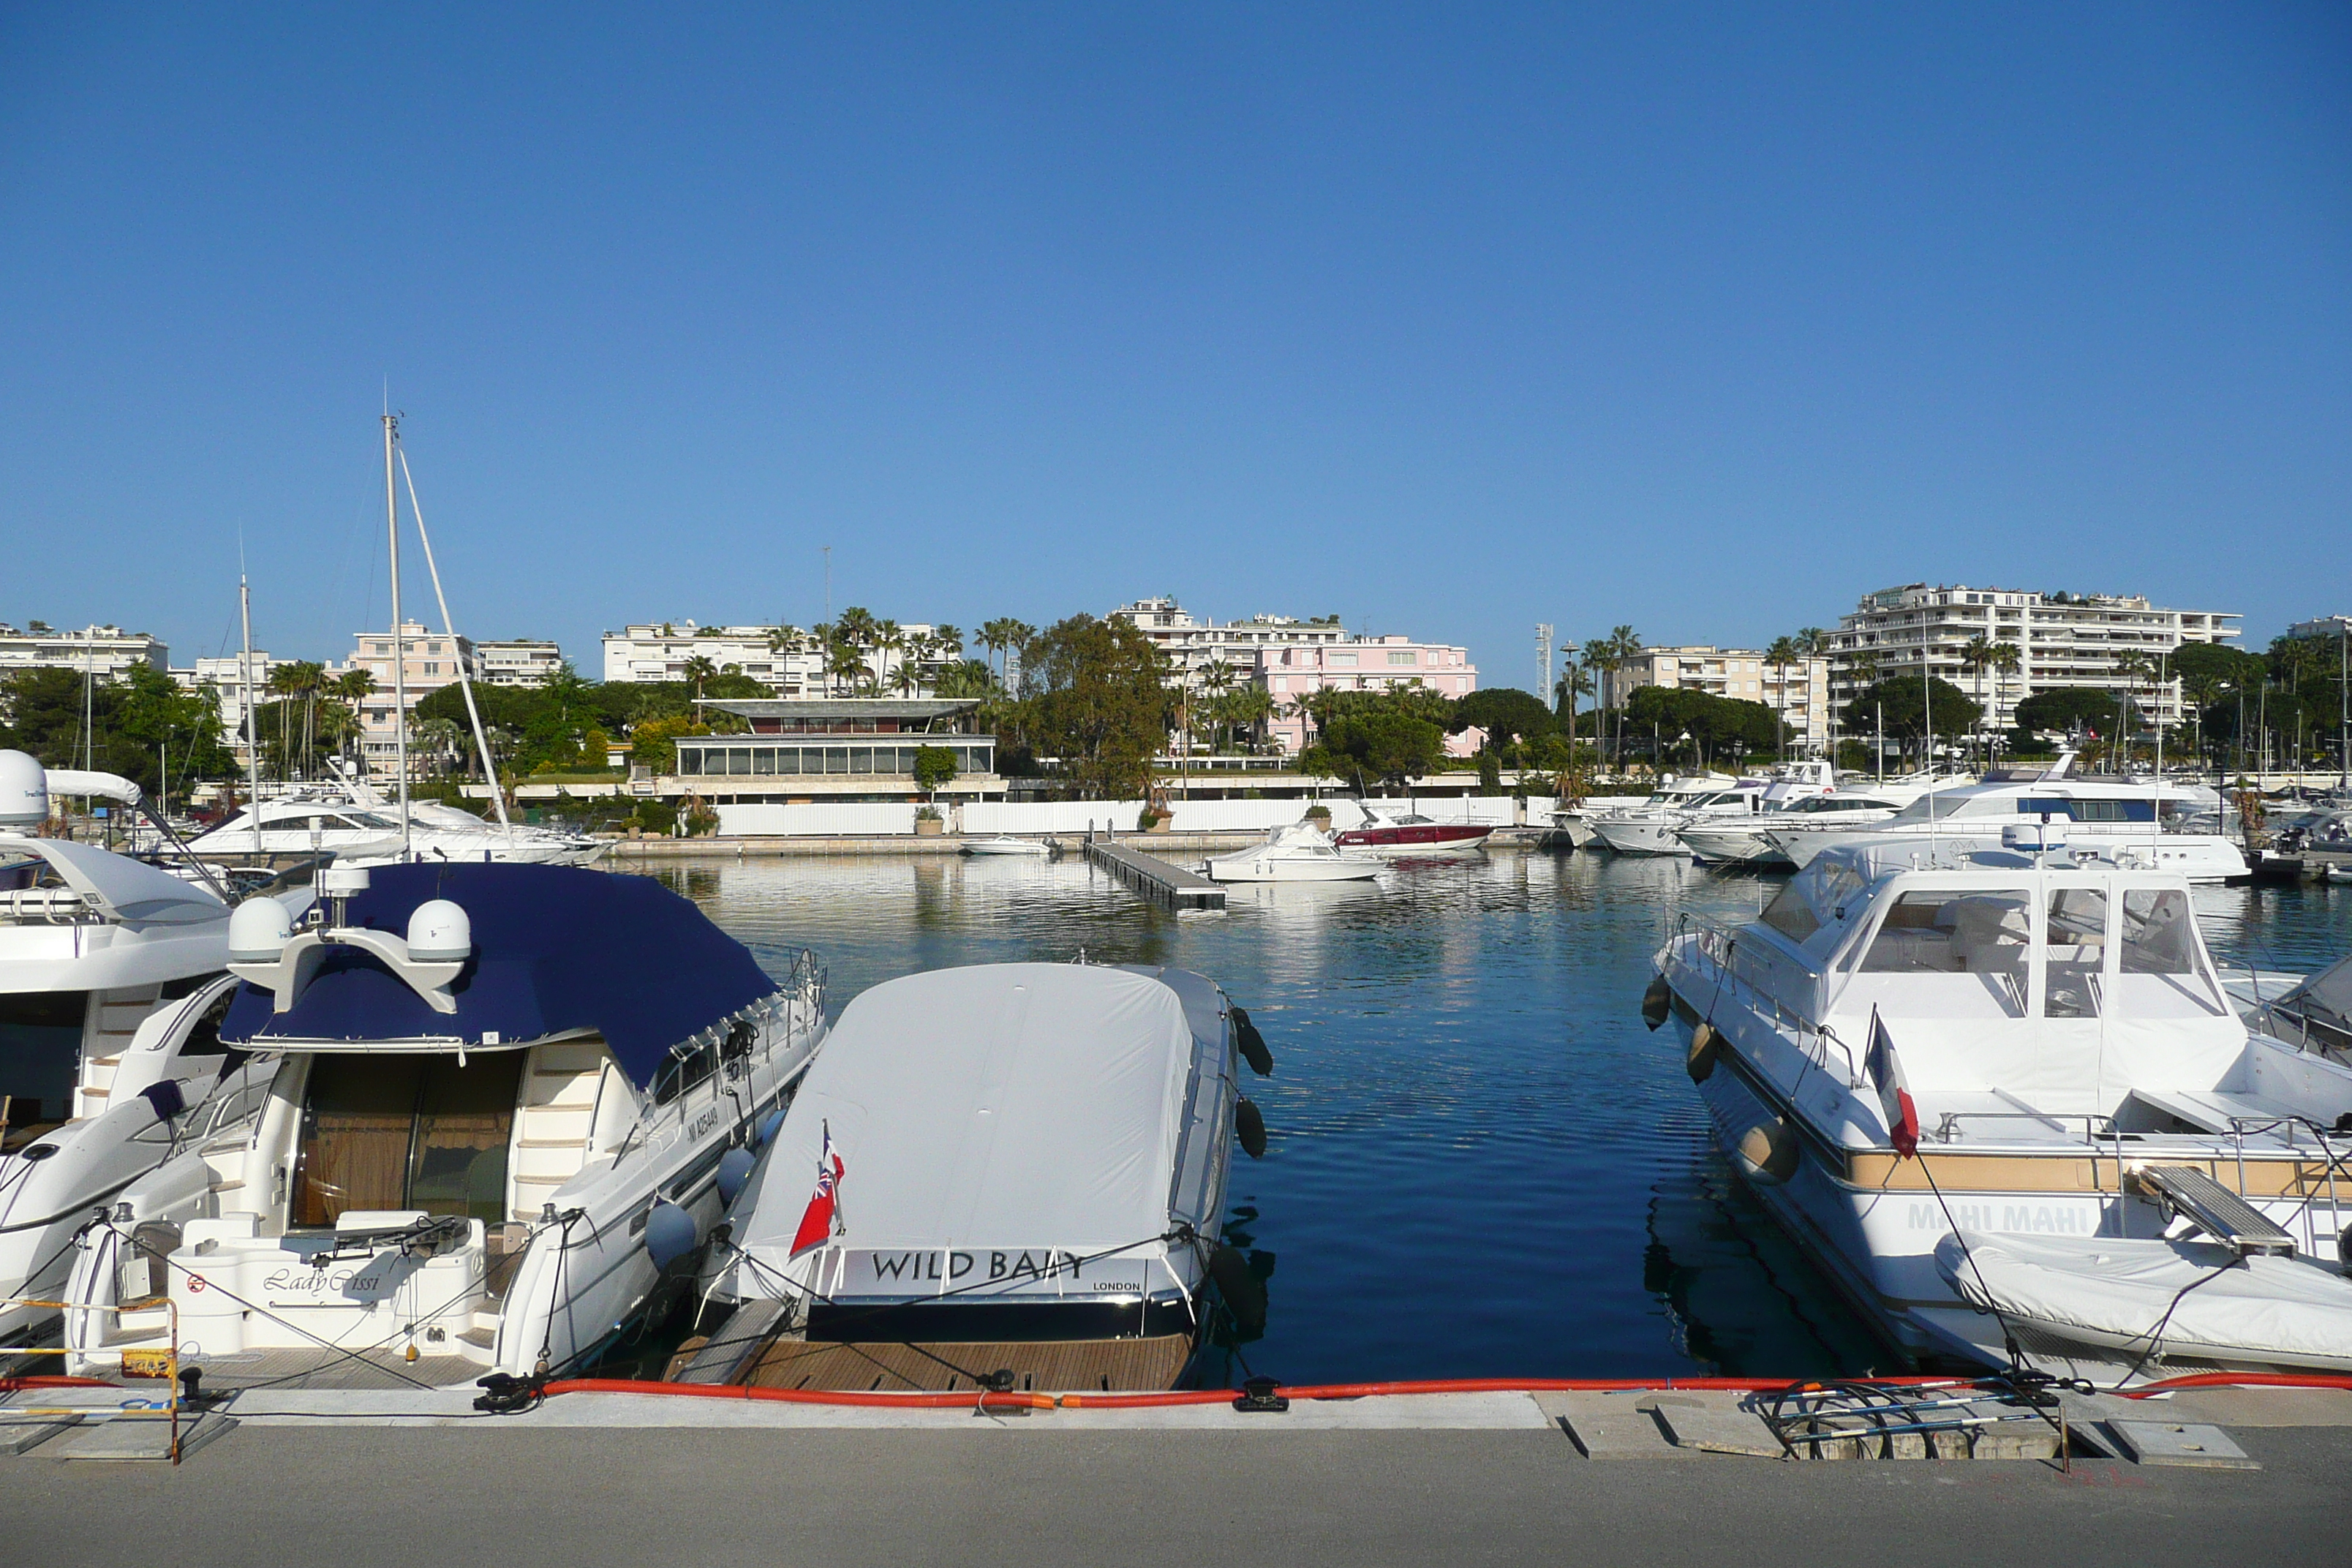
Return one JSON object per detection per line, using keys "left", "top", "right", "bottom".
{"left": 1259, "top": 636, "right": 1480, "bottom": 757}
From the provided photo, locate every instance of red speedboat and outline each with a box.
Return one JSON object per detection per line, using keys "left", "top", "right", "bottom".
{"left": 1333, "top": 805, "right": 1496, "bottom": 859}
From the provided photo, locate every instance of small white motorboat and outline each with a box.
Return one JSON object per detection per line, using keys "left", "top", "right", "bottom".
{"left": 1205, "top": 823, "right": 1379, "bottom": 883}
{"left": 962, "top": 834, "right": 1052, "bottom": 858}
{"left": 1938, "top": 1229, "right": 2352, "bottom": 1376}
{"left": 694, "top": 961, "right": 1264, "bottom": 1390}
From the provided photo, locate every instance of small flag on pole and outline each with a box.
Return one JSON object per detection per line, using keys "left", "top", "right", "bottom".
{"left": 1866, "top": 1008, "right": 1919, "bottom": 1159}
{"left": 789, "top": 1121, "right": 845, "bottom": 1258}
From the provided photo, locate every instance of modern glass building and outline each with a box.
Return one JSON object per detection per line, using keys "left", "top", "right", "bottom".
{"left": 673, "top": 699, "right": 994, "bottom": 788}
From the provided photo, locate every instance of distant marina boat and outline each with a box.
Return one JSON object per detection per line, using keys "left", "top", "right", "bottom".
{"left": 1334, "top": 804, "right": 1494, "bottom": 859}
{"left": 64, "top": 862, "right": 827, "bottom": 1387}
{"left": 1766, "top": 772, "right": 2244, "bottom": 882}
{"left": 1650, "top": 825, "right": 2352, "bottom": 1382}
{"left": 1204, "top": 823, "right": 1379, "bottom": 883}
{"left": 187, "top": 776, "right": 606, "bottom": 867}
{"left": 690, "top": 962, "right": 1264, "bottom": 1392}
{"left": 1566, "top": 772, "right": 1740, "bottom": 854}
{"left": 1680, "top": 780, "right": 1918, "bottom": 868}
{"left": 962, "top": 834, "right": 1053, "bottom": 858}
{"left": 1590, "top": 764, "right": 1833, "bottom": 857}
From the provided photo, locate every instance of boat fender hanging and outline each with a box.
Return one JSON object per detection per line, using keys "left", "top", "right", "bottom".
{"left": 755, "top": 1107, "right": 786, "bottom": 1148}
{"left": 1236, "top": 1098, "right": 1267, "bottom": 1159}
{"left": 1207, "top": 1243, "right": 1267, "bottom": 1334}
{"left": 1642, "top": 975, "right": 1673, "bottom": 1030}
{"left": 1686, "top": 1022, "right": 1722, "bottom": 1084}
{"left": 643, "top": 1199, "right": 698, "bottom": 1272}
{"left": 716, "top": 1146, "right": 758, "bottom": 1207}
{"left": 1736, "top": 1118, "right": 1801, "bottom": 1186}
{"left": 1231, "top": 1006, "right": 1273, "bottom": 1076}
{"left": 138, "top": 1079, "right": 186, "bottom": 1123}
{"left": 2339, "top": 1224, "right": 2352, "bottom": 1278}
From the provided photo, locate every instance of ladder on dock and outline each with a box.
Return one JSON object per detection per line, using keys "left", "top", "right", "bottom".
{"left": 1082, "top": 836, "right": 1226, "bottom": 911}
{"left": 2131, "top": 1166, "right": 2298, "bottom": 1256}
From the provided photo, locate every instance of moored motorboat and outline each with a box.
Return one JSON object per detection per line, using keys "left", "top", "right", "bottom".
{"left": 1204, "top": 823, "right": 1379, "bottom": 883}
{"left": 1679, "top": 780, "right": 1919, "bottom": 868}
{"left": 63, "top": 861, "right": 828, "bottom": 1387}
{"left": 962, "top": 835, "right": 1052, "bottom": 858}
{"left": 689, "top": 962, "right": 1263, "bottom": 1392}
{"left": 1334, "top": 805, "right": 1494, "bottom": 859}
{"left": 1650, "top": 824, "right": 2352, "bottom": 1383}
{"left": 0, "top": 752, "right": 310, "bottom": 1346}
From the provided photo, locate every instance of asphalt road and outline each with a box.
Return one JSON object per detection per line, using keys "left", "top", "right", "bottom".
{"left": 4, "top": 1425, "right": 2347, "bottom": 1567}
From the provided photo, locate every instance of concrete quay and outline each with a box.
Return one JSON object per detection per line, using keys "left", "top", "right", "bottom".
{"left": 608, "top": 831, "right": 1269, "bottom": 859}
{"left": 3, "top": 1385, "right": 2348, "bottom": 1565}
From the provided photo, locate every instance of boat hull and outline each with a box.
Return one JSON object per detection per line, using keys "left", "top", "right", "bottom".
{"left": 1333, "top": 827, "right": 1493, "bottom": 859}
{"left": 1675, "top": 824, "right": 1790, "bottom": 867}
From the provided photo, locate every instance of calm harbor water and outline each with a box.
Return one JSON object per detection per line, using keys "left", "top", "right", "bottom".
{"left": 649, "top": 849, "right": 2352, "bottom": 1385}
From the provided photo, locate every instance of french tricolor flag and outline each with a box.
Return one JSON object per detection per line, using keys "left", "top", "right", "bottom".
{"left": 789, "top": 1121, "right": 846, "bottom": 1258}
{"left": 1865, "top": 1008, "right": 1920, "bottom": 1160}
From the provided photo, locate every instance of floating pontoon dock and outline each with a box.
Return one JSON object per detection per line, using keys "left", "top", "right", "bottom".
{"left": 1082, "top": 835, "right": 1227, "bottom": 910}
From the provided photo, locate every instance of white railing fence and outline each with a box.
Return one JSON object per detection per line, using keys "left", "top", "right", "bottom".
{"left": 714, "top": 794, "right": 1551, "bottom": 838}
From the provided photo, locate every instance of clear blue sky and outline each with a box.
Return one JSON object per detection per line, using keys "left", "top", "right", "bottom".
{"left": 3, "top": 4, "right": 2345, "bottom": 690}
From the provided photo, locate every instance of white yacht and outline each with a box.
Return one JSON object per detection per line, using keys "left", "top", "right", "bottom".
{"left": 1766, "top": 775, "right": 2242, "bottom": 882}
{"left": 1205, "top": 823, "right": 1379, "bottom": 883}
{"left": 1558, "top": 774, "right": 1733, "bottom": 851}
{"left": 1650, "top": 829, "right": 2352, "bottom": 1381}
{"left": 0, "top": 752, "right": 309, "bottom": 1346}
{"left": 692, "top": 962, "right": 1255, "bottom": 1391}
{"left": 1591, "top": 764, "right": 1833, "bottom": 858}
{"left": 63, "top": 860, "right": 826, "bottom": 1388}
{"left": 1679, "top": 784, "right": 1918, "bottom": 869}
{"left": 189, "top": 783, "right": 605, "bottom": 867}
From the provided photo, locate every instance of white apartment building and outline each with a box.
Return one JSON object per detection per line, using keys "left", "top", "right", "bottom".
{"left": 1828, "top": 584, "right": 2240, "bottom": 733}
{"left": 2286, "top": 615, "right": 2351, "bottom": 644}
{"left": 347, "top": 621, "right": 477, "bottom": 778}
{"left": 0, "top": 622, "right": 168, "bottom": 682}
{"left": 475, "top": 638, "right": 565, "bottom": 687}
{"left": 602, "top": 621, "right": 951, "bottom": 696}
{"left": 173, "top": 652, "right": 291, "bottom": 770}
{"left": 1109, "top": 598, "right": 1479, "bottom": 756}
{"left": 1603, "top": 646, "right": 1833, "bottom": 753}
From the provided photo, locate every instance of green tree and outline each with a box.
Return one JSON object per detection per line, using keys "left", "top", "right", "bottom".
{"left": 1839, "top": 675, "right": 1981, "bottom": 761}
{"left": 1450, "top": 687, "right": 1555, "bottom": 747}
{"left": 1300, "top": 707, "right": 1447, "bottom": 792}
{"left": 1010, "top": 614, "right": 1172, "bottom": 799}
{"left": 912, "top": 744, "right": 958, "bottom": 798}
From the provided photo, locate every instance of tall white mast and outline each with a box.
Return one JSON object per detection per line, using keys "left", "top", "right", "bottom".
{"left": 384, "top": 412, "right": 410, "bottom": 859}
{"left": 239, "top": 575, "right": 263, "bottom": 848}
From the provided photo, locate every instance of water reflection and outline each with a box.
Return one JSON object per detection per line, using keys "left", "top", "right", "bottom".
{"left": 644, "top": 847, "right": 2345, "bottom": 1382}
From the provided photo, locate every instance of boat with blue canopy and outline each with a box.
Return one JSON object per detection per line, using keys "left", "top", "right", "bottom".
{"left": 61, "top": 860, "right": 828, "bottom": 1390}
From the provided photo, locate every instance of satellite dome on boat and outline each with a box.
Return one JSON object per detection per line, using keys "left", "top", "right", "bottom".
{"left": 218, "top": 863, "right": 777, "bottom": 1082}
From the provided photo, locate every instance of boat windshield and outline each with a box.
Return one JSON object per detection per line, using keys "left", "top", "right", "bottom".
{"left": 1860, "top": 889, "right": 2033, "bottom": 1009}
{"left": 1759, "top": 861, "right": 1871, "bottom": 957}
{"left": 1883, "top": 791, "right": 1990, "bottom": 825}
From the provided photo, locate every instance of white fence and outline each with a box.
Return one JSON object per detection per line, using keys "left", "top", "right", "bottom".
{"left": 715, "top": 795, "right": 1555, "bottom": 838}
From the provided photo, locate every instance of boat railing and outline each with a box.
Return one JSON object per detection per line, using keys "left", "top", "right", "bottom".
{"left": 0, "top": 886, "right": 105, "bottom": 925}
{"left": 1681, "top": 912, "right": 1858, "bottom": 1087}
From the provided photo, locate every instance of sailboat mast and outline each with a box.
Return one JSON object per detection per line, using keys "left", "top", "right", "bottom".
{"left": 240, "top": 576, "right": 263, "bottom": 848}
{"left": 384, "top": 412, "right": 410, "bottom": 858}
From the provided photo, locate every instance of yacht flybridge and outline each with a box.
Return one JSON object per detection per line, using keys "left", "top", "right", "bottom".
{"left": 63, "top": 862, "right": 827, "bottom": 1387}
{"left": 1650, "top": 829, "right": 2352, "bottom": 1382}
{"left": 1678, "top": 774, "right": 1964, "bottom": 868}
{"left": 692, "top": 962, "right": 1260, "bottom": 1392}
{"left": 0, "top": 751, "right": 308, "bottom": 1345}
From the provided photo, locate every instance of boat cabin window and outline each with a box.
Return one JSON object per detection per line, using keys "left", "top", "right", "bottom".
{"left": 2044, "top": 889, "right": 2107, "bottom": 1019}
{"left": 652, "top": 1036, "right": 720, "bottom": 1106}
{"left": 2116, "top": 888, "right": 2225, "bottom": 1017}
{"left": 1861, "top": 889, "right": 2031, "bottom": 989}
{"left": 2018, "top": 797, "right": 2156, "bottom": 825}
{"left": 1885, "top": 793, "right": 1967, "bottom": 824}
{"left": 291, "top": 1053, "right": 524, "bottom": 1227}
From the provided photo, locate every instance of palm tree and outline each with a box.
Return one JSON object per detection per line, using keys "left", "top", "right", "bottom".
{"left": 1989, "top": 641, "right": 2021, "bottom": 763}
{"left": 1958, "top": 634, "right": 1996, "bottom": 766}
{"left": 2115, "top": 651, "right": 2157, "bottom": 771}
{"left": 680, "top": 655, "right": 718, "bottom": 702}
{"left": 1607, "top": 626, "right": 1643, "bottom": 769}
{"left": 1578, "top": 637, "right": 1615, "bottom": 770}
{"left": 930, "top": 625, "right": 963, "bottom": 660}
{"left": 826, "top": 636, "right": 867, "bottom": 698}
{"left": 1765, "top": 636, "right": 1801, "bottom": 759}
{"left": 414, "top": 715, "right": 462, "bottom": 778}
{"left": 1847, "top": 648, "right": 1885, "bottom": 776}
{"left": 979, "top": 617, "right": 1031, "bottom": 692}
{"left": 872, "top": 620, "right": 905, "bottom": 697}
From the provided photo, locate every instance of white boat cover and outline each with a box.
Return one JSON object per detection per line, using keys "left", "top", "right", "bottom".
{"left": 734, "top": 962, "right": 1215, "bottom": 1305}
{"left": 2, "top": 836, "right": 226, "bottom": 926}
{"left": 1937, "top": 1229, "right": 2352, "bottom": 1372}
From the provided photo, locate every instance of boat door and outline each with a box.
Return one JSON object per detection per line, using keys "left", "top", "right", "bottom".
{"left": 2035, "top": 883, "right": 2110, "bottom": 1097}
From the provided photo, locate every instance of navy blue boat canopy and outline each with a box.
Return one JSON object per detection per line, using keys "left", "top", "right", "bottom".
{"left": 219, "top": 862, "right": 779, "bottom": 1086}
